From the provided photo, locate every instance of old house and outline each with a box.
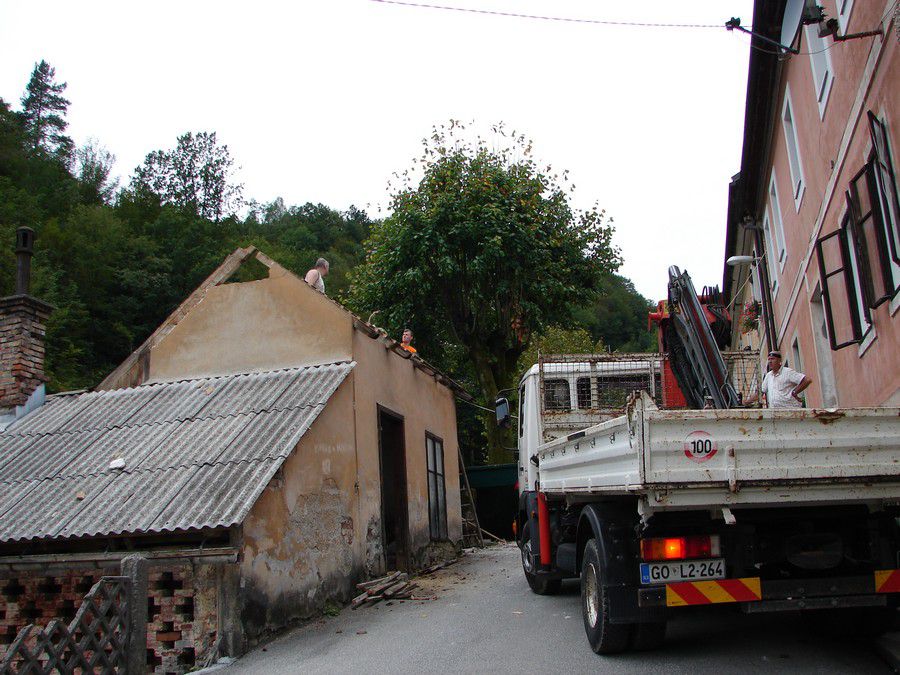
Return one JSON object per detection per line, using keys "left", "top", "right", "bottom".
{"left": 724, "top": 0, "right": 899, "bottom": 406}
{"left": 0, "top": 243, "right": 464, "bottom": 672}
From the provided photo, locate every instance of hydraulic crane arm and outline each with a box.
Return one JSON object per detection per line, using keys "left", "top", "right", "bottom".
{"left": 666, "top": 266, "right": 741, "bottom": 409}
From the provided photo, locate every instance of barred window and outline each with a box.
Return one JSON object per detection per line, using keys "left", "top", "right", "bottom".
{"left": 543, "top": 379, "right": 571, "bottom": 411}
{"left": 426, "top": 434, "right": 447, "bottom": 541}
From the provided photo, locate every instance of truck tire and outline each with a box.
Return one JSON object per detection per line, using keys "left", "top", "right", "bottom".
{"left": 581, "top": 538, "right": 631, "bottom": 654}
{"left": 629, "top": 620, "right": 666, "bottom": 651}
{"left": 521, "top": 524, "right": 561, "bottom": 595}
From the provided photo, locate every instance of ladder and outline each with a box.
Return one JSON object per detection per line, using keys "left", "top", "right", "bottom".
{"left": 457, "top": 446, "right": 484, "bottom": 548}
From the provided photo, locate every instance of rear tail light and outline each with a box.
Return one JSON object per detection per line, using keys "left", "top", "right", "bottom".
{"left": 640, "top": 535, "right": 720, "bottom": 561}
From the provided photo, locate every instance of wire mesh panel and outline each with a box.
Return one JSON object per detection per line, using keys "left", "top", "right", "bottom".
{"left": 723, "top": 350, "right": 762, "bottom": 406}
{"left": 537, "top": 351, "right": 761, "bottom": 425}
{"left": 538, "top": 354, "right": 663, "bottom": 434}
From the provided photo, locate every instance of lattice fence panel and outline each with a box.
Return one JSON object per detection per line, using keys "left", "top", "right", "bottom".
{"left": 0, "top": 576, "right": 130, "bottom": 675}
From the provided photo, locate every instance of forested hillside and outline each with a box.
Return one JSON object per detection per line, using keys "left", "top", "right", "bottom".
{"left": 1, "top": 61, "right": 656, "bottom": 462}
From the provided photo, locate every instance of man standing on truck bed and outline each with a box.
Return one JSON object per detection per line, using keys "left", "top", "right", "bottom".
{"left": 761, "top": 350, "right": 811, "bottom": 408}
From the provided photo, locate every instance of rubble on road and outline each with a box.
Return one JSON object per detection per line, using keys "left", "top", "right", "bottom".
{"left": 352, "top": 559, "right": 459, "bottom": 609}
{"left": 352, "top": 572, "right": 417, "bottom": 608}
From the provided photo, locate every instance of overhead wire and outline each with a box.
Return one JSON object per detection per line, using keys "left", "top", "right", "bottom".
{"left": 370, "top": 0, "right": 725, "bottom": 29}
{"left": 371, "top": 0, "right": 897, "bottom": 55}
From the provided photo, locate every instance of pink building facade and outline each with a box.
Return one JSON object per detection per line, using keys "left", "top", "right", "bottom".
{"left": 724, "top": 0, "right": 900, "bottom": 407}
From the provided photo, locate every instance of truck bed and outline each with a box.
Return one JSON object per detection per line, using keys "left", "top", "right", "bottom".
{"left": 536, "top": 393, "right": 900, "bottom": 513}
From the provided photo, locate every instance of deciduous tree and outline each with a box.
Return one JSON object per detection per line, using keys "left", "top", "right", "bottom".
{"left": 349, "top": 122, "right": 620, "bottom": 462}
{"left": 130, "top": 131, "right": 243, "bottom": 221}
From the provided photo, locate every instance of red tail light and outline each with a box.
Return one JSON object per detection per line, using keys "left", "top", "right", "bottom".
{"left": 640, "top": 535, "right": 720, "bottom": 561}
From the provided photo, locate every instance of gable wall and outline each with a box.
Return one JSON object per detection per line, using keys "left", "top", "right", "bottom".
{"left": 350, "top": 331, "right": 463, "bottom": 565}
{"left": 148, "top": 268, "right": 353, "bottom": 382}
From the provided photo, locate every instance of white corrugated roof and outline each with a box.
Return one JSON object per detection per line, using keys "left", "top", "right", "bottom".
{"left": 0, "top": 361, "right": 354, "bottom": 543}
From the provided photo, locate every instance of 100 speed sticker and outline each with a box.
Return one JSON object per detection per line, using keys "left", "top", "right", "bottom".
{"left": 683, "top": 430, "right": 717, "bottom": 462}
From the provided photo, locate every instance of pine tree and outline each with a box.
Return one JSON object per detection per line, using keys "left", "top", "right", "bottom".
{"left": 20, "top": 60, "right": 73, "bottom": 161}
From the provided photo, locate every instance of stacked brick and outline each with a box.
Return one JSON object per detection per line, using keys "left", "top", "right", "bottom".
{"left": 0, "top": 563, "right": 217, "bottom": 675}
{"left": 0, "top": 295, "right": 52, "bottom": 410}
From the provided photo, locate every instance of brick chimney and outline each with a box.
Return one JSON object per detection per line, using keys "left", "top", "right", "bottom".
{"left": 0, "top": 227, "right": 52, "bottom": 412}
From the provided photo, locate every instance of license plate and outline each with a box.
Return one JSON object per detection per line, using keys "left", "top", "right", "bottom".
{"left": 640, "top": 559, "right": 725, "bottom": 585}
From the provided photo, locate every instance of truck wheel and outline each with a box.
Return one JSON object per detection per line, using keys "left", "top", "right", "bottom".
{"left": 582, "top": 538, "right": 631, "bottom": 654}
{"left": 521, "top": 525, "right": 561, "bottom": 595}
{"left": 630, "top": 621, "right": 666, "bottom": 651}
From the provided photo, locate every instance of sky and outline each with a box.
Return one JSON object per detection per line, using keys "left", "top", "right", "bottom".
{"left": 0, "top": 0, "right": 754, "bottom": 301}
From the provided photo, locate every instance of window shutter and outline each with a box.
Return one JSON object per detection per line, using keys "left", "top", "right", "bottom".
{"left": 868, "top": 112, "right": 900, "bottom": 269}
{"left": 848, "top": 168, "right": 891, "bottom": 307}
{"left": 814, "top": 228, "right": 861, "bottom": 350}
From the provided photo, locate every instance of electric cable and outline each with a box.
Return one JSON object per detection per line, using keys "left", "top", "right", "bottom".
{"left": 370, "top": 0, "right": 725, "bottom": 29}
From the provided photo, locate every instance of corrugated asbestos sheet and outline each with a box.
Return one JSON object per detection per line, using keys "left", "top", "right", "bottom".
{"left": 0, "top": 361, "right": 355, "bottom": 543}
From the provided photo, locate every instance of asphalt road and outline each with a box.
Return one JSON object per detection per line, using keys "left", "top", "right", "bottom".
{"left": 222, "top": 543, "right": 890, "bottom": 674}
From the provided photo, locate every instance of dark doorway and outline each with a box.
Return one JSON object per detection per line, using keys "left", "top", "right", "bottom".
{"left": 378, "top": 407, "right": 408, "bottom": 570}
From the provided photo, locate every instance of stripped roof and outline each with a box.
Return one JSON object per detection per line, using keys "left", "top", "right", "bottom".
{"left": 0, "top": 361, "right": 354, "bottom": 544}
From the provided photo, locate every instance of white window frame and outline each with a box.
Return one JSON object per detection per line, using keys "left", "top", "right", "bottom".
{"left": 868, "top": 111, "right": 900, "bottom": 295}
{"left": 750, "top": 247, "right": 763, "bottom": 302}
{"left": 843, "top": 215, "right": 873, "bottom": 338}
{"left": 836, "top": 0, "right": 854, "bottom": 34}
{"left": 768, "top": 175, "right": 788, "bottom": 269}
{"left": 804, "top": 24, "right": 834, "bottom": 119}
{"left": 426, "top": 433, "right": 448, "bottom": 541}
{"left": 763, "top": 213, "right": 780, "bottom": 297}
{"left": 782, "top": 87, "right": 806, "bottom": 211}
{"left": 791, "top": 334, "right": 803, "bottom": 374}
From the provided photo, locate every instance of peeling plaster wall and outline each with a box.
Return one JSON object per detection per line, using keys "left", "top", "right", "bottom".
{"left": 350, "top": 331, "right": 463, "bottom": 569}
{"left": 147, "top": 267, "right": 353, "bottom": 382}
{"left": 236, "top": 331, "right": 462, "bottom": 646}
{"left": 238, "top": 376, "right": 361, "bottom": 645}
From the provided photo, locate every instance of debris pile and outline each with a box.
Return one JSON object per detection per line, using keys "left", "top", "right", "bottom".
{"left": 352, "top": 560, "right": 458, "bottom": 608}
{"left": 351, "top": 572, "right": 416, "bottom": 608}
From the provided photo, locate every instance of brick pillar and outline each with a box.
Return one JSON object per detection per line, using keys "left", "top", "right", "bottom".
{"left": 0, "top": 295, "right": 53, "bottom": 409}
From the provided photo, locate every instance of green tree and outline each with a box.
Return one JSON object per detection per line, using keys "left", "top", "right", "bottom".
{"left": 349, "top": 123, "right": 620, "bottom": 463}
{"left": 574, "top": 274, "right": 656, "bottom": 352}
{"left": 130, "top": 131, "right": 243, "bottom": 221}
{"left": 20, "top": 60, "right": 73, "bottom": 161}
{"left": 75, "top": 139, "right": 118, "bottom": 205}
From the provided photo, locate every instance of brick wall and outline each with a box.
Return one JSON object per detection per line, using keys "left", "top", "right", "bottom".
{"left": 0, "top": 562, "right": 219, "bottom": 674}
{"left": 0, "top": 296, "right": 52, "bottom": 410}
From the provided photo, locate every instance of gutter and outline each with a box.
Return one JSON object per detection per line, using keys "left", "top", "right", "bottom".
{"left": 351, "top": 317, "right": 473, "bottom": 400}
{"left": 0, "top": 546, "right": 240, "bottom": 570}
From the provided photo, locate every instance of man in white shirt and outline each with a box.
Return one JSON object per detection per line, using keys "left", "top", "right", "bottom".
{"left": 761, "top": 350, "right": 812, "bottom": 408}
{"left": 304, "top": 258, "right": 329, "bottom": 294}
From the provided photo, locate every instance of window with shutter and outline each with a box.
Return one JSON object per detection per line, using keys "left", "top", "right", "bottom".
{"left": 814, "top": 221, "right": 871, "bottom": 350}
{"left": 867, "top": 112, "right": 900, "bottom": 296}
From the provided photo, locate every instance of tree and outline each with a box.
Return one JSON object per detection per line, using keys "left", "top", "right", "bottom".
{"left": 574, "top": 274, "right": 656, "bottom": 352}
{"left": 20, "top": 60, "right": 73, "bottom": 160}
{"left": 76, "top": 139, "right": 118, "bottom": 204}
{"left": 130, "top": 131, "right": 243, "bottom": 221}
{"left": 349, "top": 122, "right": 620, "bottom": 462}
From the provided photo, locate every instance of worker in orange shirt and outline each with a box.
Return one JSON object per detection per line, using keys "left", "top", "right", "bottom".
{"left": 400, "top": 328, "right": 417, "bottom": 354}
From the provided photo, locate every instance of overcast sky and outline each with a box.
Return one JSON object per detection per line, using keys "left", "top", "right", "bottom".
{"left": 0, "top": 0, "right": 754, "bottom": 301}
